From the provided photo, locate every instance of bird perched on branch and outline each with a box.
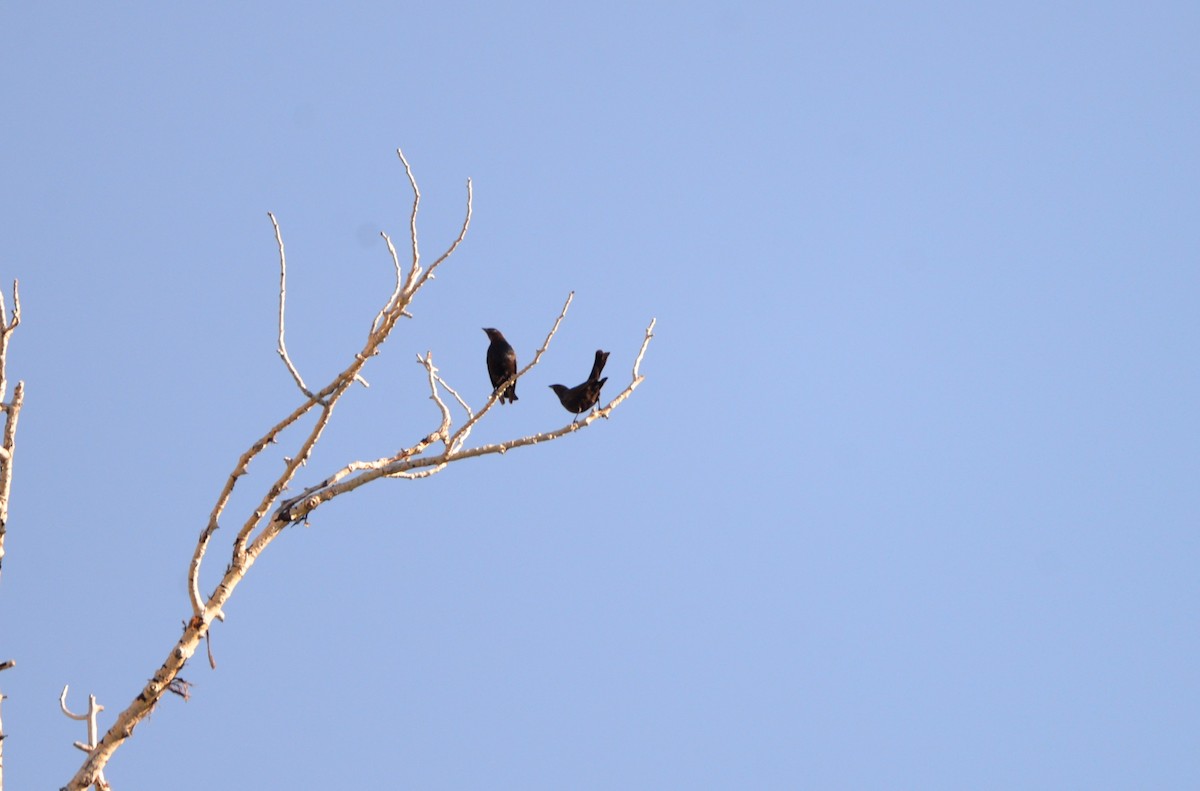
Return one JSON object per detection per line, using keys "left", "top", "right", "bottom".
{"left": 549, "top": 349, "right": 610, "bottom": 420}
{"left": 483, "top": 327, "right": 518, "bottom": 404}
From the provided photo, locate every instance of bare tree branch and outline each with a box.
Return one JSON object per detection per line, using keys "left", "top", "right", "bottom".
{"left": 63, "top": 153, "right": 651, "bottom": 790}
{"left": 268, "top": 212, "right": 314, "bottom": 398}
{"left": 279, "top": 310, "right": 654, "bottom": 510}
{"left": 0, "top": 280, "right": 18, "bottom": 791}
{"left": 442, "top": 291, "right": 574, "bottom": 457}
{"left": 398, "top": 148, "right": 422, "bottom": 287}
{"left": 60, "top": 687, "right": 108, "bottom": 790}
{"left": 0, "top": 281, "right": 19, "bottom": 399}
{"left": 424, "top": 357, "right": 471, "bottom": 418}
{"left": 0, "top": 279, "right": 23, "bottom": 584}
{"left": 0, "top": 660, "right": 11, "bottom": 791}
{"left": 372, "top": 231, "right": 407, "bottom": 332}
{"left": 0, "top": 384, "right": 19, "bottom": 578}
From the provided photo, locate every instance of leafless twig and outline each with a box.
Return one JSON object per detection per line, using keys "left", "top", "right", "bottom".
{"left": 268, "top": 212, "right": 314, "bottom": 398}
{"left": 60, "top": 687, "right": 107, "bottom": 790}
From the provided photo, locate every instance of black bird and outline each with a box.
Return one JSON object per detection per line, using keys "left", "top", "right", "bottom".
{"left": 549, "top": 349, "right": 610, "bottom": 420}
{"left": 483, "top": 327, "right": 518, "bottom": 404}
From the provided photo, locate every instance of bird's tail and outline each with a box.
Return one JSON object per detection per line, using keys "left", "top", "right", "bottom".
{"left": 589, "top": 349, "right": 610, "bottom": 382}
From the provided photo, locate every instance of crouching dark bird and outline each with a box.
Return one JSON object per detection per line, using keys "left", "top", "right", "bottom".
{"left": 483, "top": 327, "right": 518, "bottom": 404}
{"left": 549, "top": 349, "right": 610, "bottom": 420}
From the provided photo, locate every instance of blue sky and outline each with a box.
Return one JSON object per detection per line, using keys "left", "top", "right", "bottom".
{"left": 2, "top": 3, "right": 1198, "bottom": 788}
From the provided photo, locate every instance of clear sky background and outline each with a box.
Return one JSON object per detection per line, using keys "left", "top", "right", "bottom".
{"left": 1, "top": 3, "right": 1197, "bottom": 789}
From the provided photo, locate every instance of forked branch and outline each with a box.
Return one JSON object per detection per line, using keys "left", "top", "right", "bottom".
{"left": 63, "top": 153, "right": 651, "bottom": 790}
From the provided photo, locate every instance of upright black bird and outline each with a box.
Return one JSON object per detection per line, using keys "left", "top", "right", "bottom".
{"left": 483, "top": 327, "right": 518, "bottom": 404}
{"left": 549, "top": 349, "right": 610, "bottom": 420}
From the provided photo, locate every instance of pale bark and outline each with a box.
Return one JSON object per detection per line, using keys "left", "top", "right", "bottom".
{"left": 0, "top": 279, "right": 22, "bottom": 791}
{"left": 60, "top": 151, "right": 654, "bottom": 790}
